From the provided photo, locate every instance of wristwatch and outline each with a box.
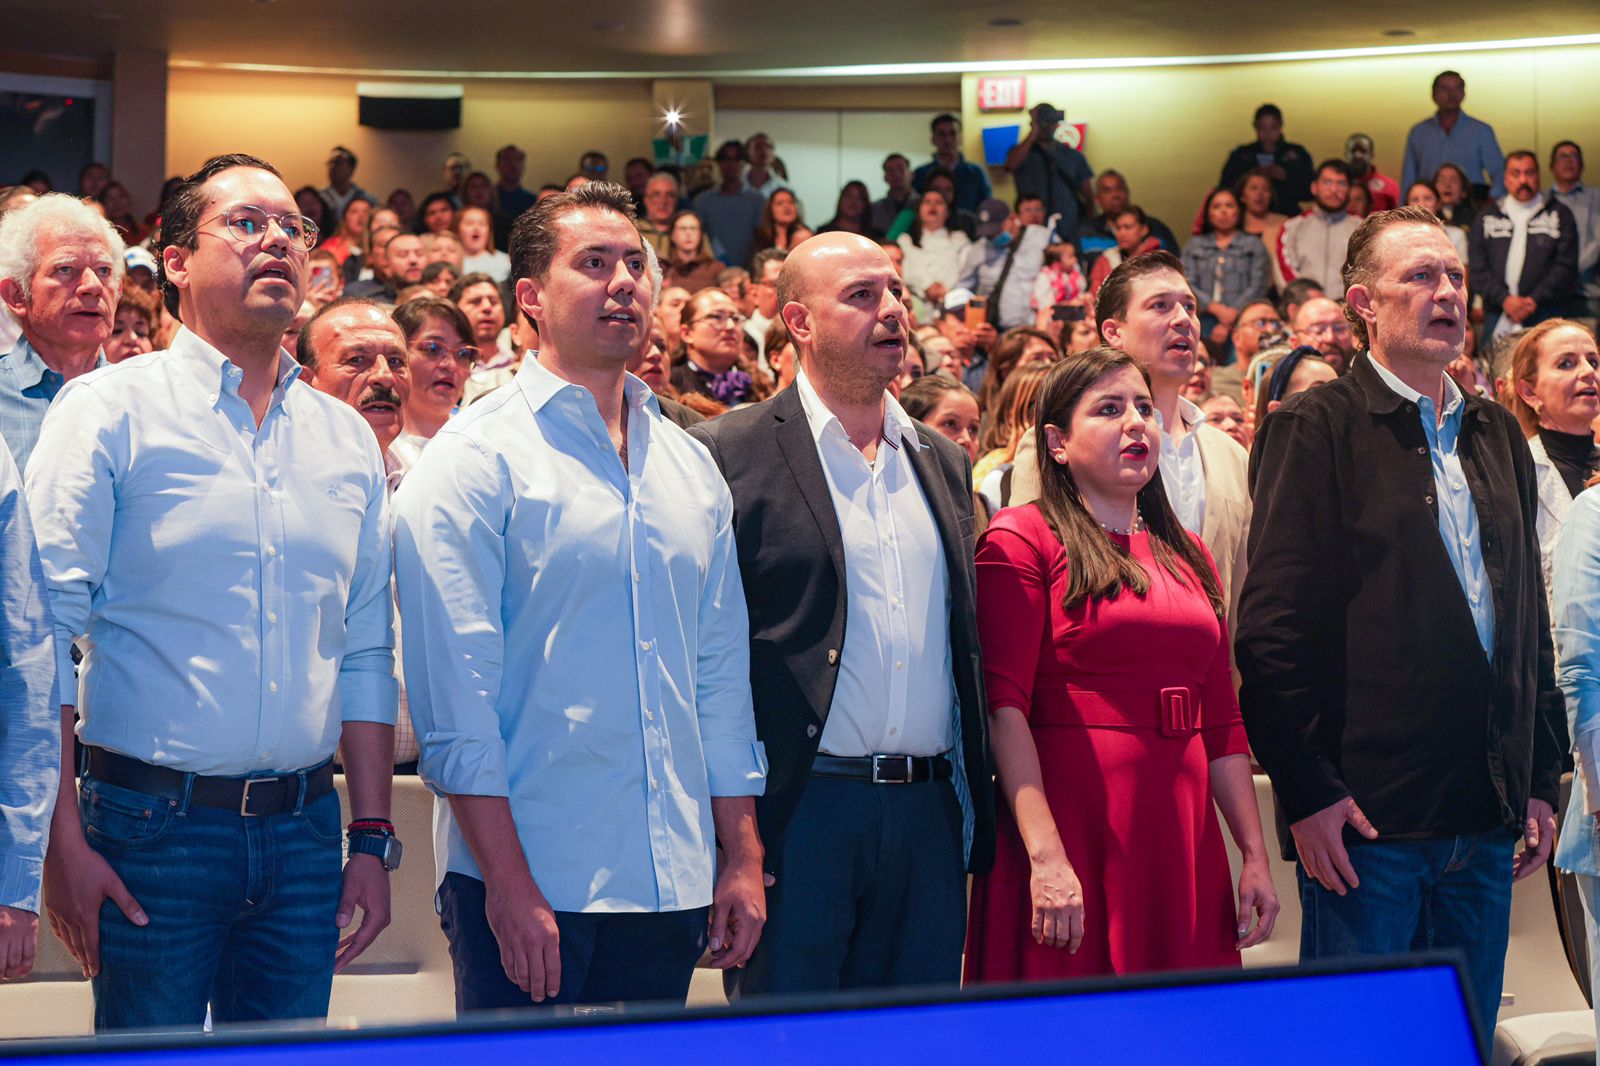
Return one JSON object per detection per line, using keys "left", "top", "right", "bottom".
{"left": 347, "top": 827, "right": 404, "bottom": 871}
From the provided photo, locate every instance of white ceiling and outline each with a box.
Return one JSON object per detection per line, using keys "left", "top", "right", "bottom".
{"left": 8, "top": 0, "right": 1600, "bottom": 77}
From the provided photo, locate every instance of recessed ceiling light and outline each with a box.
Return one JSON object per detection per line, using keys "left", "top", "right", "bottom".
{"left": 989, "top": 17, "right": 1022, "bottom": 27}
{"left": 1383, "top": 28, "right": 1416, "bottom": 37}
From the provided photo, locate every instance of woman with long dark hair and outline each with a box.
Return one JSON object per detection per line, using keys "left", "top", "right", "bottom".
{"left": 964, "top": 347, "right": 1276, "bottom": 983}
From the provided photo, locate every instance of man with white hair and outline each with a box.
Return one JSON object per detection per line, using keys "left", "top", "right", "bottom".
{"left": 0, "top": 194, "right": 123, "bottom": 471}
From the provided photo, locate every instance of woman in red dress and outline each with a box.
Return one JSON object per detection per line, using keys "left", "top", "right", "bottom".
{"left": 965, "top": 347, "right": 1278, "bottom": 982}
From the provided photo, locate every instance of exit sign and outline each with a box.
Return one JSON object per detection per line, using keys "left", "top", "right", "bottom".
{"left": 977, "top": 77, "right": 1026, "bottom": 112}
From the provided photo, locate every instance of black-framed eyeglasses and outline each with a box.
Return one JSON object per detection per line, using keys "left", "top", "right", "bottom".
{"left": 414, "top": 339, "right": 478, "bottom": 366}
{"left": 203, "top": 206, "right": 319, "bottom": 250}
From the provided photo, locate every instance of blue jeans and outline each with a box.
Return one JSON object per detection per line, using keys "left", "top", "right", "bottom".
{"left": 1297, "top": 831, "right": 1514, "bottom": 1046}
{"left": 84, "top": 775, "right": 344, "bottom": 1032}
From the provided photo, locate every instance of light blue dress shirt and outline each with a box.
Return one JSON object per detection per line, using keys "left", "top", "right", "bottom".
{"left": 0, "top": 436, "right": 57, "bottom": 914}
{"left": 1402, "top": 111, "right": 1506, "bottom": 198}
{"left": 0, "top": 336, "right": 104, "bottom": 476}
{"left": 1369, "top": 358, "right": 1495, "bottom": 657}
{"left": 1554, "top": 487, "right": 1600, "bottom": 877}
{"left": 392, "top": 356, "right": 765, "bottom": 915}
{"left": 26, "top": 327, "right": 397, "bottom": 775}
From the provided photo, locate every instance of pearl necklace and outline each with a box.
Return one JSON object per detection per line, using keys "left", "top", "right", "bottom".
{"left": 1099, "top": 515, "right": 1145, "bottom": 536}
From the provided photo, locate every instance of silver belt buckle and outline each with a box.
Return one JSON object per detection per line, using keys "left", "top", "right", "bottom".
{"left": 239, "top": 777, "right": 267, "bottom": 817}
{"left": 871, "top": 754, "right": 913, "bottom": 784}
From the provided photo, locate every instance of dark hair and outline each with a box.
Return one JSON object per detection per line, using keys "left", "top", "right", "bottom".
{"left": 751, "top": 247, "right": 787, "bottom": 280}
{"left": 898, "top": 375, "right": 974, "bottom": 422}
{"left": 1111, "top": 204, "right": 1148, "bottom": 229}
{"left": 1504, "top": 148, "right": 1539, "bottom": 170}
{"left": 420, "top": 261, "right": 458, "bottom": 286}
{"left": 1197, "top": 187, "right": 1241, "bottom": 236}
{"left": 392, "top": 294, "right": 474, "bottom": 347}
{"left": 714, "top": 140, "right": 745, "bottom": 163}
{"left": 508, "top": 181, "right": 639, "bottom": 284}
{"left": 930, "top": 112, "right": 960, "bottom": 132}
{"left": 1404, "top": 179, "right": 1441, "bottom": 212}
{"left": 157, "top": 152, "right": 283, "bottom": 313}
{"left": 980, "top": 326, "right": 1058, "bottom": 421}
{"left": 416, "top": 192, "right": 457, "bottom": 233}
{"left": 1315, "top": 159, "right": 1350, "bottom": 182}
{"left": 1015, "top": 193, "right": 1044, "bottom": 212}
{"left": 665, "top": 210, "right": 712, "bottom": 263}
{"left": 1552, "top": 140, "right": 1584, "bottom": 167}
{"left": 1094, "top": 249, "right": 1186, "bottom": 330}
{"left": 625, "top": 155, "right": 653, "bottom": 173}
{"left": 905, "top": 188, "right": 952, "bottom": 248}
{"left": 884, "top": 152, "right": 910, "bottom": 168}
{"left": 753, "top": 189, "right": 807, "bottom": 259}
{"left": 1431, "top": 70, "right": 1463, "bottom": 94}
{"left": 1253, "top": 103, "right": 1283, "bottom": 126}
{"left": 1339, "top": 204, "right": 1446, "bottom": 348}
{"left": 1031, "top": 347, "right": 1224, "bottom": 617}
{"left": 1277, "top": 277, "right": 1324, "bottom": 321}
{"left": 297, "top": 295, "right": 392, "bottom": 370}
{"left": 447, "top": 271, "right": 500, "bottom": 305}
{"left": 18, "top": 169, "right": 51, "bottom": 190}
{"left": 826, "top": 180, "right": 875, "bottom": 232}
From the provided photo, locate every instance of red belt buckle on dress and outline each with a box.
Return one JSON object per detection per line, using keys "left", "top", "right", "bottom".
{"left": 1159, "top": 687, "right": 1192, "bottom": 737}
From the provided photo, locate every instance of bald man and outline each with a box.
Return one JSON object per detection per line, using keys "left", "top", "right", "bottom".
{"left": 689, "top": 233, "right": 995, "bottom": 996}
{"left": 1292, "top": 296, "right": 1357, "bottom": 373}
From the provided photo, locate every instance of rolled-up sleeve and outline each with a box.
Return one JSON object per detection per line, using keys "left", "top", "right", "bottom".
{"left": 1554, "top": 489, "right": 1600, "bottom": 813}
{"left": 392, "top": 433, "right": 511, "bottom": 798}
{"left": 338, "top": 439, "right": 397, "bottom": 725}
{"left": 0, "top": 437, "right": 57, "bottom": 914}
{"left": 24, "top": 383, "right": 116, "bottom": 710}
{"left": 695, "top": 487, "right": 765, "bottom": 797}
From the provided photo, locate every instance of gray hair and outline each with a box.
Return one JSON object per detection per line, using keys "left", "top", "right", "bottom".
{"left": 0, "top": 193, "right": 126, "bottom": 303}
{"left": 642, "top": 239, "right": 664, "bottom": 310}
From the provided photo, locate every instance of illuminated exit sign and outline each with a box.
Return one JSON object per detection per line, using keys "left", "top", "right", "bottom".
{"left": 977, "top": 77, "right": 1026, "bottom": 112}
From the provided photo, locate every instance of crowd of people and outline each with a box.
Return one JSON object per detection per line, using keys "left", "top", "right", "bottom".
{"left": 0, "top": 64, "right": 1597, "bottom": 1055}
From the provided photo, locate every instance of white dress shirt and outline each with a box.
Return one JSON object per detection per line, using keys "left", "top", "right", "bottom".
{"left": 392, "top": 356, "right": 765, "bottom": 913}
{"left": 794, "top": 369, "right": 956, "bottom": 757}
{"left": 1158, "top": 395, "right": 1209, "bottom": 536}
{"left": 27, "top": 327, "right": 397, "bottom": 774}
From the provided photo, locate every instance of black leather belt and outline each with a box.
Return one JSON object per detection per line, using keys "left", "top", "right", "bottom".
{"left": 83, "top": 746, "right": 335, "bottom": 817}
{"left": 811, "top": 753, "right": 953, "bottom": 784}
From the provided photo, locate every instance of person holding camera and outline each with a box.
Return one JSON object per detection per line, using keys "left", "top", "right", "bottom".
{"left": 1004, "top": 103, "right": 1094, "bottom": 244}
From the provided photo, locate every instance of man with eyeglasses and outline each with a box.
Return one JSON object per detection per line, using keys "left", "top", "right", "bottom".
{"left": 1212, "top": 299, "right": 1286, "bottom": 403}
{"left": 390, "top": 297, "right": 477, "bottom": 469}
{"left": 28, "top": 153, "right": 398, "bottom": 1031}
{"left": 744, "top": 249, "right": 786, "bottom": 360}
{"left": 671, "top": 288, "right": 756, "bottom": 406}
{"left": 1292, "top": 295, "right": 1357, "bottom": 374}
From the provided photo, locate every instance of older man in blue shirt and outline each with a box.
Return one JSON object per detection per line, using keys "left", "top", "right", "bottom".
{"left": 29, "top": 154, "right": 398, "bottom": 1032}
{"left": 393, "top": 181, "right": 766, "bottom": 1012}
{"left": 0, "top": 195, "right": 121, "bottom": 473}
{"left": 0, "top": 435, "right": 57, "bottom": 983}
{"left": 1402, "top": 70, "right": 1506, "bottom": 199}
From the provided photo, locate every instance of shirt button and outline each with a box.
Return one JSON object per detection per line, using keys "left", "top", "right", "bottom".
{"left": 640, "top": 640, "right": 651, "bottom": 652}
{"left": 1453, "top": 482, "right": 1463, "bottom": 491}
{"left": 889, "top": 727, "right": 898, "bottom": 736}
{"left": 1425, "top": 495, "right": 1435, "bottom": 505}
{"left": 268, "top": 681, "right": 278, "bottom": 693}
{"left": 896, "top": 661, "right": 905, "bottom": 670}
{"left": 267, "top": 612, "right": 278, "bottom": 624}
{"left": 806, "top": 724, "right": 819, "bottom": 738}
{"left": 645, "top": 709, "right": 655, "bottom": 721}
{"left": 633, "top": 570, "right": 643, "bottom": 581}
{"left": 266, "top": 545, "right": 277, "bottom": 557}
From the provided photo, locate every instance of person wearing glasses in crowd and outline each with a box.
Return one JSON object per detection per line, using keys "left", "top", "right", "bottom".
{"left": 28, "top": 154, "right": 398, "bottom": 1031}
{"left": 671, "top": 288, "right": 756, "bottom": 406}
{"left": 1290, "top": 296, "right": 1358, "bottom": 374}
{"left": 388, "top": 297, "right": 477, "bottom": 470}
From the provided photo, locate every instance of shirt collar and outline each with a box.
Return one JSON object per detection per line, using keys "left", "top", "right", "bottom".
{"left": 1367, "top": 351, "right": 1462, "bottom": 419}
{"left": 3, "top": 334, "right": 104, "bottom": 390}
{"left": 168, "top": 325, "right": 303, "bottom": 402}
{"left": 1154, "top": 395, "right": 1203, "bottom": 432}
{"left": 794, "top": 368, "right": 923, "bottom": 452}
{"left": 512, "top": 349, "right": 661, "bottom": 419}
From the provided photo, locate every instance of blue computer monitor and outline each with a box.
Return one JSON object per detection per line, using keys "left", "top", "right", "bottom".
{"left": 0, "top": 956, "right": 1482, "bottom": 1065}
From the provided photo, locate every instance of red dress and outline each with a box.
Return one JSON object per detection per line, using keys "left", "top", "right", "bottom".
{"left": 964, "top": 504, "right": 1248, "bottom": 982}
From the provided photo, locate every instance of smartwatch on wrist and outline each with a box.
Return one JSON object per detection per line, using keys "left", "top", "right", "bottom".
{"left": 346, "top": 821, "right": 403, "bottom": 871}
